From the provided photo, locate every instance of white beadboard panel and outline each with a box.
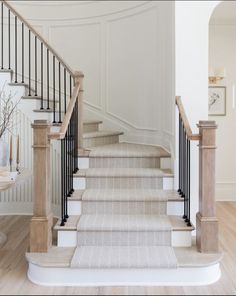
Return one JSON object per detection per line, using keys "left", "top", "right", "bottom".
{"left": 49, "top": 22, "right": 102, "bottom": 111}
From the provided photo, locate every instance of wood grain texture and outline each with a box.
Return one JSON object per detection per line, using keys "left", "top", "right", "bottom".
{"left": 0, "top": 202, "right": 236, "bottom": 295}
{"left": 31, "top": 121, "right": 53, "bottom": 252}
{"left": 175, "top": 97, "right": 201, "bottom": 141}
{"left": 197, "top": 121, "right": 218, "bottom": 253}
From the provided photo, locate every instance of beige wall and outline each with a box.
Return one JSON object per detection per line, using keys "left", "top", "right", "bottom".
{"left": 209, "top": 21, "right": 236, "bottom": 200}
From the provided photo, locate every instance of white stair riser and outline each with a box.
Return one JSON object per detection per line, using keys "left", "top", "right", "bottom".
{"left": 172, "top": 231, "right": 192, "bottom": 247}
{"left": 57, "top": 230, "right": 192, "bottom": 248}
{"left": 67, "top": 200, "right": 184, "bottom": 216}
{"left": 84, "top": 135, "right": 120, "bottom": 148}
{"left": 78, "top": 158, "right": 89, "bottom": 169}
{"left": 83, "top": 123, "right": 100, "bottom": 133}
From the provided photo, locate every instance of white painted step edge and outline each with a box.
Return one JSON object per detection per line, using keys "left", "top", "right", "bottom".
{"left": 27, "top": 263, "right": 221, "bottom": 287}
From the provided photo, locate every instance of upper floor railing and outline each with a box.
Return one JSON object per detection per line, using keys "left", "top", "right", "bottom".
{"left": 1, "top": 0, "right": 78, "bottom": 123}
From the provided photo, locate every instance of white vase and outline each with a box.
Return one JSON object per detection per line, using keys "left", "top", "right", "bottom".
{"left": 0, "top": 139, "right": 9, "bottom": 167}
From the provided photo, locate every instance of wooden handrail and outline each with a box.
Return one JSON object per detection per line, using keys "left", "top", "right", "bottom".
{"left": 175, "top": 96, "right": 201, "bottom": 141}
{"left": 49, "top": 82, "right": 80, "bottom": 140}
{"left": 2, "top": 0, "right": 75, "bottom": 77}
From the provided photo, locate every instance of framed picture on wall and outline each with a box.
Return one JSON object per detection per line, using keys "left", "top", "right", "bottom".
{"left": 208, "top": 86, "right": 226, "bottom": 116}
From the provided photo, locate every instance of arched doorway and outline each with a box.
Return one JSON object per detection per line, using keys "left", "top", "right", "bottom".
{"left": 209, "top": 1, "right": 236, "bottom": 201}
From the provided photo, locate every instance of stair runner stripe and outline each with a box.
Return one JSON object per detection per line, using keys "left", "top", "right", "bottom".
{"left": 70, "top": 246, "right": 178, "bottom": 269}
{"left": 77, "top": 215, "right": 172, "bottom": 232}
{"left": 82, "top": 189, "right": 169, "bottom": 202}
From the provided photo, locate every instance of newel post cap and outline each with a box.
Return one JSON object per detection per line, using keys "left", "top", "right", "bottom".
{"left": 197, "top": 120, "right": 218, "bottom": 129}
{"left": 31, "top": 120, "right": 51, "bottom": 128}
{"left": 74, "top": 70, "right": 85, "bottom": 78}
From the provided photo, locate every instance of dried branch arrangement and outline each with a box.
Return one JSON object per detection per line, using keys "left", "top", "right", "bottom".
{"left": 0, "top": 86, "right": 20, "bottom": 138}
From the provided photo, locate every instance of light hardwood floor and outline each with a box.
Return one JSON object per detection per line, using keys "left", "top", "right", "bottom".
{"left": 0, "top": 202, "right": 236, "bottom": 295}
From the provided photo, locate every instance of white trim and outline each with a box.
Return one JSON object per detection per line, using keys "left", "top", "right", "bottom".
{"left": 27, "top": 262, "right": 221, "bottom": 287}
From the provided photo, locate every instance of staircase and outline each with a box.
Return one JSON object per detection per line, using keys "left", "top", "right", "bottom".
{"left": 0, "top": 0, "right": 222, "bottom": 287}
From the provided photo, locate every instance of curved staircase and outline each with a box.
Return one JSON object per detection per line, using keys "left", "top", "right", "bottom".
{"left": 0, "top": 0, "right": 222, "bottom": 287}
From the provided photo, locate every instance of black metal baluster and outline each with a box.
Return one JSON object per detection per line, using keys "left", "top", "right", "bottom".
{"left": 40, "top": 42, "right": 43, "bottom": 109}
{"left": 183, "top": 128, "right": 187, "bottom": 220}
{"left": 21, "top": 23, "right": 24, "bottom": 83}
{"left": 60, "top": 140, "right": 65, "bottom": 226}
{"left": 1, "top": 2, "right": 4, "bottom": 69}
{"left": 63, "top": 138, "right": 67, "bottom": 223}
{"left": 75, "top": 99, "right": 79, "bottom": 172}
{"left": 70, "top": 117, "right": 74, "bottom": 195}
{"left": 187, "top": 139, "right": 191, "bottom": 226}
{"left": 47, "top": 48, "right": 50, "bottom": 109}
{"left": 64, "top": 68, "right": 67, "bottom": 113}
{"left": 59, "top": 62, "right": 62, "bottom": 123}
{"left": 181, "top": 122, "right": 184, "bottom": 198}
{"left": 53, "top": 55, "right": 56, "bottom": 123}
{"left": 178, "top": 115, "right": 182, "bottom": 195}
{"left": 8, "top": 9, "right": 10, "bottom": 69}
{"left": 28, "top": 30, "right": 31, "bottom": 95}
{"left": 15, "top": 16, "right": 17, "bottom": 83}
{"left": 35, "top": 36, "right": 37, "bottom": 96}
{"left": 65, "top": 130, "right": 69, "bottom": 220}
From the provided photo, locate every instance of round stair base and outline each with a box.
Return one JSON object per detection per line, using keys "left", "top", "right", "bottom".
{"left": 28, "top": 262, "right": 221, "bottom": 287}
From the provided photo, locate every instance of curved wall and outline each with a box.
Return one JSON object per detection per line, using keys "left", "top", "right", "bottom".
{"left": 9, "top": 0, "right": 175, "bottom": 153}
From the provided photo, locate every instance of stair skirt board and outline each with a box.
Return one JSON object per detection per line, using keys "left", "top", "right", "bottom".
{"left": 27, "top": 263, "right": 221, "bottom": 287}
{"left": 70, "top": 246, "right": 177, "bottom": 269}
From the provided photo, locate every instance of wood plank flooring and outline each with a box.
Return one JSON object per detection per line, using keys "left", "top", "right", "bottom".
{"left": 0, "top": 202, "right": 236, "bottom": 295}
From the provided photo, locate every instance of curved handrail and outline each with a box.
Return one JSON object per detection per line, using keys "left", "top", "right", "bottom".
{"left": 49, "top": 82, "right": 80, "bottom": 140}
{"left": 2, "top": 0, "right": 75, "bottom": 77}
{"left": 175, "top": 96, "right": 201, "bottom": 141}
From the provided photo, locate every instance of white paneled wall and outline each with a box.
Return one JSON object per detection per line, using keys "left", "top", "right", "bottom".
{"left": 10, "top": 1, "right": 175, "bottom": 154}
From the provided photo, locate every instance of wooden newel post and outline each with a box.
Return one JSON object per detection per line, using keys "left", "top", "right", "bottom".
{"left": 75, "top": 71, "right": 84, "bottom": 150}
{"left": 197, "top": 120, "right": 219, "bottom": 253}
{"left": 30, "top": 120, "right": 53, "bottom": 253}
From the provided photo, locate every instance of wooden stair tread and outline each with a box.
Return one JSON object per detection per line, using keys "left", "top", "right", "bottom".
{"left": 74, "top": 168, "right": 174, "bottom": 178}
{"left": 54, "top": 215, "right": 193, "bottom": 232}
{"left": 83, "top": 131, "right": 123, "bottom": 139}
